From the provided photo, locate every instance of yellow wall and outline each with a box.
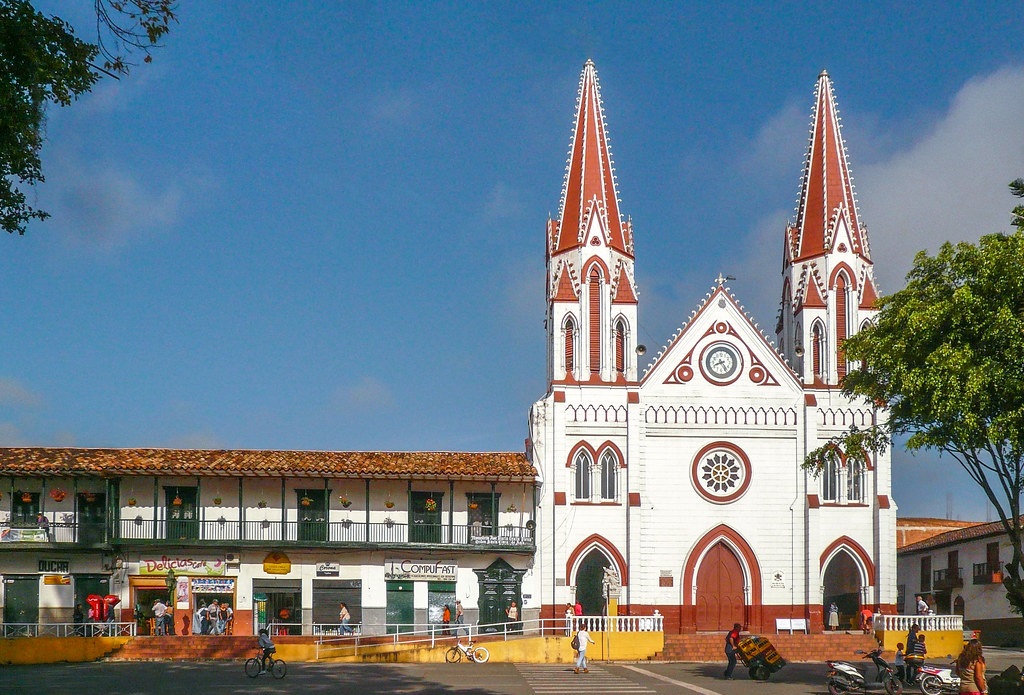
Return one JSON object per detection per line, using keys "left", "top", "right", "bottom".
{"left": 876, "top": 628, "right": 964, "bottom": 660}
{"left": 0, "top": 636, "right": 130, "bottom": 665}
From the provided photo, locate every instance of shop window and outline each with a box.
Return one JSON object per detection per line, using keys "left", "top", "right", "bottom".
{"left": 254, "top": 579, "right": 302, "bottom": 636}
{"left": 427, "top": 581, "right": 456, "bottom": 633}
{"left": 312, "top": 579, "right": 361, "bottom": 634}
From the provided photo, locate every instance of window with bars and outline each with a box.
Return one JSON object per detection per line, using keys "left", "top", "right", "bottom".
{"left": 563, "top": 316, "right": 577, "bottom": 376}
{"left": 614, "top": 320, "right": 626, "bottom": 375}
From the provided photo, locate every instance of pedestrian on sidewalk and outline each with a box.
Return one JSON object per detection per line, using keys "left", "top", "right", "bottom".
{"left": 573, "top": 626, "right": 595, "bottom": 674}
{"left": 723, "top": 622, "right": 742, "bottom": 679}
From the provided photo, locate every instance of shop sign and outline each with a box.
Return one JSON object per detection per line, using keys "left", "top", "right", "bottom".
{"left": 263, "top": 551, "right": 291, "bottom": 575}
{"left": 43, "top": 575, "right": 71, "bottom": 585}
{"left": 384, "top": 558, "right": 457, "bottom": 581}
{"left": 38, "top": 559, "right": 70, "bottom": 574}
{"left": 316, "top": 562, "right": 340, "bottom": 577}
{"left": 139, "top": 555, "right": 226, "bottom": 576}
{"left": 191, "top": 577, "right": 236, "bottom": 594}
{"left": 1, "top": 527, "right": 48, "bottom": 543}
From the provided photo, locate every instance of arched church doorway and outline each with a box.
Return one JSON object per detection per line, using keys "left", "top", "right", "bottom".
{"left": 823, "top": 551, "right": 861, "bottom": 631}
{"left": 575, "top": 550, "right": 611, "bottom": 616}
{"left": 695, "top": 542, "right": 745, "bottom": 631}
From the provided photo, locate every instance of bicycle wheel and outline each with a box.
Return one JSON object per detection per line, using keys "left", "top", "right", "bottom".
{"left": 471, "top": 646, "right": 489, "bottom": 663}
{"left": 445, "top": 646, "right": 462, "bottom": 663}
{"left": 271, "top": 659, "right": 287, "bottom": 678}
{"left": 244, "top": 657, "right": 262, "bottom": 678}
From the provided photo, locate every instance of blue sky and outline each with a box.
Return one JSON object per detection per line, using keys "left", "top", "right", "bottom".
{"left": 7, "top": 2, "right": 1023, "bottom": 521}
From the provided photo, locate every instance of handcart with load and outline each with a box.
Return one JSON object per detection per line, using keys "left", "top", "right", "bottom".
{"left": 736, "top": 635, "right": 787, "bottom": 680}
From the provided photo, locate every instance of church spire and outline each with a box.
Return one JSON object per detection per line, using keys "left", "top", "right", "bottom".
{"left": 546, "top": 61, "right": 638, "bottom": 387}
{"left": 778, "top": 71, "right": 879, "bottom": 387}
{"left": 788, "top": 70, "right": 869, "bottom": 264}
{"left": 550, "top": 59, "right": 632, "bottom": 259}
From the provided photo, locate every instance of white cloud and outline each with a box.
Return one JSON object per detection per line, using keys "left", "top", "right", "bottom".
{"left": 333, "top": 376, "right": 395, "bottom": 413}
{"left": 0, "top": 377, "right": 43, "bottom": 409}
{"left": 41, "top": 150, "right": 184, "bottom": 251}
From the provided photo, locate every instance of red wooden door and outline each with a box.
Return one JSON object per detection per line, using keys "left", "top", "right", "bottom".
{"left": 695, "top": 542, "right": 745, "bottom": 631}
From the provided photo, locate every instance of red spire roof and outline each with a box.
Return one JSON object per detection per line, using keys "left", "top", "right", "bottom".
{"left": 790, "top": 71, "right": 868, "bottom": 263}
{"left": 551, "top": 60, "right": 631, "bottom": 258}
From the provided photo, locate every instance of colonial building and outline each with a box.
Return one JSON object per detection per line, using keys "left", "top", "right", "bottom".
{"left": 527, "top": 61, "right": 896, "bottom": 633}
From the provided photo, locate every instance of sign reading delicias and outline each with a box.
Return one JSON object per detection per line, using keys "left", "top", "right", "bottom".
{"left": 384, "top": 558, "right": 457, "bottom": 581}
{"left": 139, "top": 556, "right": 226, "bottom": 576}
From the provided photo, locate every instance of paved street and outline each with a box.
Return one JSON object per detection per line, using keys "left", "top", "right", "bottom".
{"left": 2, "top": 650, "right": 1022, "bottom": 695}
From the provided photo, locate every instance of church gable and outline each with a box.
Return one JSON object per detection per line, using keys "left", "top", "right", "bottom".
{"left": 642, "top": 286, "right": 801, "bottom": 396}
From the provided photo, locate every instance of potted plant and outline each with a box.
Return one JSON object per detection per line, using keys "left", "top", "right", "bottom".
{"left": 213, "top": 496, "right": 223, "bottom": 505}
{"left": 300, "top": 496, "right": 313, "bottom": 507}
{"left": 506, "top": 503, "right": 517, "bottom": 513}
{"left": 49, "top": 488, "right": 67, "bottom": 502}
{"left": 384, "top": 499, "right": 395, "bottom": 509}
{"left": 217, "top": 516, "right": 226, "bottom": 524}
{"left": 338, "top": 495, "right": 352, "bottom": 508}
{"left": 424, "top": 498, "right": 438, "bottom": 512}
{"left": 469, "top": 501, "right": 479, "bottom": 510}
{"left": 257, "top": 500, "right": 268, "bottom": 509}
{"left": 20, "top": 491, "right": 32, "bottom": 503}
{"left": 83, "top": 492, "right": 97, "bottom": 503}
{"left": 127, "top": 497, "right": 138, "bottom": 507}
{"left": 384, "top": 516, "right": 395, "bottom": 526}
{"left": 172, "top": 495, "right": 182, "bottom": 506}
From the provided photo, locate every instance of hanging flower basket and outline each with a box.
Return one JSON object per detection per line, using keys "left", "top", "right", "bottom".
{"left": 424, "top": 498, "right": 438, "bottom": 512}
{"left": 257, "top": 500, "right": 268, "bottom": 509}
{"left": 384, "top": 500, "right": 395, "bottom": 509}
{"left": 83, "top": 492, "right": 97, "bottom": 503}
{"left": 127, "top": 497, "right": 138, "bottom": 507}
{"left": 49, "top": 488, "right": 67, "bottom": 502}
{"left": 21, "top": 492, "right": 32, "bottom": 503}
{"left": 468, "top": 502, "right": 479, "bottom": 510}
{"left": 300, "top": 496, "right": 313, "bottom": 507}
{"left": 506, "top": 503, "right": 517, "bottom": 513}
{"left": 213, "top": 497, "right": 223, "bottom": 505}
{"left": 172, "top": 495, "right": 182, "bottom": 506}
{"left": 384, "top": 517, "right": 395, "bottom": 526}
{"left": 339, "top": 496, "right": 352, "bottom": 508}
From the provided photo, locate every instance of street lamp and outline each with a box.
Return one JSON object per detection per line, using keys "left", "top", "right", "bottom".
{"left": 165, "top": 568, "right": 176, "bottom": 606}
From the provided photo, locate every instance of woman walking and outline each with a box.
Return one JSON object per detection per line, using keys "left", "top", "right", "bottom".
{"left": 955, "top": 639, "right": 986, "bottom": 694}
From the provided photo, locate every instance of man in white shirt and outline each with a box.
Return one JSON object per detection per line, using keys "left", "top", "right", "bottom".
{"left": 915, "top": 595, "right": 929, "bottom": 615}
{"left": 152, "top": 599, "right": 167, "bottom": 635}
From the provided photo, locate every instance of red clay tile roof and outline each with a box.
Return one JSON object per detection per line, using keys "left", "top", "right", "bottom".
{"left": 896, "top": 517, "right": 982, "bottom": 549}
{"left": 0, "top": 448, "right": 536, "bottom": 481}
{"left": 898, "top": 516, "right": 1022, "bottom": 554}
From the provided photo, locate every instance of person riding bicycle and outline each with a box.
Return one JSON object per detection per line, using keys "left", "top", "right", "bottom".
{"left": 257, "top": 628, "right": 276, "bottom": 672}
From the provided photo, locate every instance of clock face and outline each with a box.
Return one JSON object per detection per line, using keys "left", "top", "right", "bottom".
{"left": 701, "top": 343, "right": 741, "bottom": 383}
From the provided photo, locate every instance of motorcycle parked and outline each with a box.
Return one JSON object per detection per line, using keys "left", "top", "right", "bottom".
{"left": 826, "top": 648, "right": 904, "bottom": 695}
{"left": 917, "top": 663, "right": 959, "bottom": 695}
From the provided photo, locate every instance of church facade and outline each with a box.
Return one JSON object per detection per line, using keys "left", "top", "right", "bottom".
{"left": 526, "top": 61, "right": 897, "bottom": 633}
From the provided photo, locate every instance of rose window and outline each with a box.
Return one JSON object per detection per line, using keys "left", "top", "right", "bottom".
{"left": 690, "top": 443, "right": 751, "bottom": 504}
{"left": 701, "top": 452, "right": 741, "bottom": 493}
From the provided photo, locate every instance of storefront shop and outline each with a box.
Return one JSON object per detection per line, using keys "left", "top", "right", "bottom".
{"left": 129, "top": 555, "right": 228, "bottom": 635}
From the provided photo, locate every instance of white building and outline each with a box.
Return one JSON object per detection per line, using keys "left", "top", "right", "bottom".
{"left": 527, "top": 62, "right": 896, "bottom": 633}
{"left": 897, "top": 517, "right": 1024, "bottom": 646}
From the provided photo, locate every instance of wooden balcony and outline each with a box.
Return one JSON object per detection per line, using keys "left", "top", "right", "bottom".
{"left": 972, "top": 561, "right": 1002, "bottom": 585}
{"left": 115, "top": 519, "right": 535, "bottom": 552}
{"left": 932, "top": 566, "right": 964, "bottom": 591}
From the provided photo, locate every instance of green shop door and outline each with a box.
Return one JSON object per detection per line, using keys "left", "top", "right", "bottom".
{"left": 3, "top": 576, "right": 40, "bottom": 624}
{"left": 386, "top": 581, "right": 414, "bottom": 634}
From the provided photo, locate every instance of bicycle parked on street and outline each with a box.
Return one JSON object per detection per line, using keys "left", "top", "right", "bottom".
{"left": 244, "top": 648, "right": 287, "bottom": 678}
{"left": 445, "top": 641, "right": 489, "bottom": 663}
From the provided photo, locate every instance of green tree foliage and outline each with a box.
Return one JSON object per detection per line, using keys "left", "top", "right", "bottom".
{"left": 805, "top": 180, "right": 1024, "bottom": 616}
{"left": 0, "top": 0, "right": 176, "bottom": 235}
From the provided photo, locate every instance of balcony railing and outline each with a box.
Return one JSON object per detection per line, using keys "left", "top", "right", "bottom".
{"left": 933, "top": 566, "right": 964, "bottom": 590}
{"left": 0, "top": 522, "right": 107, "bottom": 545}
{"left": 972, "top": 561, "right": 1003, "bottom": 585}
{"left": 116, "top": 519, "right": 534, "bottom": 548}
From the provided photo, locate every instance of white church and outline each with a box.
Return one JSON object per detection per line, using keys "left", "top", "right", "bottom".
{"left": 526, "top": 61, "right": 896, "bottom": 634}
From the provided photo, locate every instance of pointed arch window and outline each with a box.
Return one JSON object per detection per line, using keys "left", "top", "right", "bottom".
{"left": 588, "top": 267, "right": 602, "bottom": 375}
{"left": 835, "top": 273, "right": 850, "bottom": 379}
{"left": 563, "top": 315, "right": 577, "bottom": 376}
{"left": 822, "top": 457, "right": 840, "bottom": 502}
{"left": 600, "top": 450, "right": 618, "bottom": 500}
{"left": 847, "top": 455, "right": 865, "bottom": 502}
{"left": 574, "top": 450, "right": 592, "bottom": 500}
{"left": 811, "top": 321, "right": 826, "bottom": 379}
{"left": 614, "top": 319, "right": 626, "bottom": 376}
